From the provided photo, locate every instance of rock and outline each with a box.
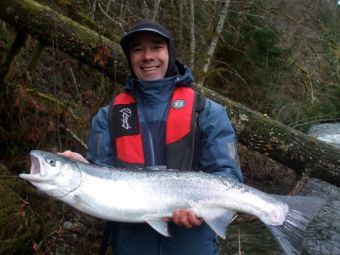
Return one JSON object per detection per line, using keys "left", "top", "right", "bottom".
{"left": 300, "top": 178, "right": 340, "bottom": 255}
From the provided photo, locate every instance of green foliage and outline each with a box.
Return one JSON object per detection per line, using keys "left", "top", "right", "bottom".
{"left": 245, "top": 28, "right": 283, "bottom": 65}
{"left": 205, "top": 0, "right": 340, "bottom": 128}
{"left": 206, "top": 0, "right": 290, "bottom": 114}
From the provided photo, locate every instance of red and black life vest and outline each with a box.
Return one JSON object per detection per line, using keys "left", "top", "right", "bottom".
{"left": 108, "top": 87, "right": 205, "bottom": 170}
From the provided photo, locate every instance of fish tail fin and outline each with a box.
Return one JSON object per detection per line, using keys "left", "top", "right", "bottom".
{"left": 267, "top": 195, "right": 323, "bottom": 255}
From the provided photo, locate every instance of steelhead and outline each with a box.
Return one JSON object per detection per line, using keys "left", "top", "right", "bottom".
{"left": 20, "top": 150, "right": 323, "bottom": 254}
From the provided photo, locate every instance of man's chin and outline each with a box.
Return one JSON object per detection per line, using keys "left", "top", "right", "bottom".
{"left": 138, "top": 73, "right": 164, "bottom": 81}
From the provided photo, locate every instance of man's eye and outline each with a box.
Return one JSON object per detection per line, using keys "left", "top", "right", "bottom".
{"left": 131, "top": 47, "right": 143, "bottom": 52}
{"left": 154, "top": 45, "right": 164, "bottom": 49}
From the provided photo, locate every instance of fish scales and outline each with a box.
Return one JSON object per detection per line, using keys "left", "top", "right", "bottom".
{"left": 77, "top": 166, "right": 276, "bottom": 223}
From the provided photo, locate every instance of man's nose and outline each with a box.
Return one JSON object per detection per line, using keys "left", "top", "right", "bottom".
{"left": 142, "top": 48, "right": 154, "bottom": 60}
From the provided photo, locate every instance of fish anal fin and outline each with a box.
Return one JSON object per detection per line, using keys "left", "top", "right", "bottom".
{"left": 146, "top": 219, "right": 171, "bottom": 238}
{"left": 201, "top": 208, "right": 236, "bottom": 239}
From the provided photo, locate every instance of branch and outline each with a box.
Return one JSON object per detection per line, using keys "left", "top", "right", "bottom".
{"left": 26, "top": 88, "right": 80, "bottom": 120}
{"left": 152, "top": 0, "right": 162, "bottom": 21}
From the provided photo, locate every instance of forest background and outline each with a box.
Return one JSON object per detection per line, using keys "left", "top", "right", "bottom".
{"left": 0, "top": 0, "right": 339, "bottom": 254}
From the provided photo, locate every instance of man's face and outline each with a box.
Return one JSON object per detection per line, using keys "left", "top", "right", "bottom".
{"left": 129, "top": 32, "right": 169, "bottom": 81}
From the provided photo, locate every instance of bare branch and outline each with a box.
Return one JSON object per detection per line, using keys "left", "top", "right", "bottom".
{"left": 152, "top": 0, "right": 162, "bottom": 21}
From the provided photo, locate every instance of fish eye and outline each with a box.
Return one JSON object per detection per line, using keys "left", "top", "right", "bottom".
{"left": 46, "top": 158, "right": 56, "bottom": 166}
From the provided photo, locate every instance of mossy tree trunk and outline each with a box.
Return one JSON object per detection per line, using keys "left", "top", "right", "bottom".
{"left": 196, "top": 86, "right": 340, "bottom": 186}
{"left": 0, "top": 29, "right": 27, "bottom": 88}
{"left": 1, "top": 0, "right": 340, "bottom": 186}
{"left": 0, "top": 0, "right": 127, "bottom": 84}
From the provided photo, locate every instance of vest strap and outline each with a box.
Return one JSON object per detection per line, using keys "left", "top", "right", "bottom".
{"left": 166, "top": 87, "right": 195, "bottom": 144}
{"left": 111, "top": 93, "right": 145, "bottom": 165}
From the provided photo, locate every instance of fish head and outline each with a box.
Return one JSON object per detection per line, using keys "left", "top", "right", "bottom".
{"left": 19, "top": 150, "right": 82, "bottom": 198}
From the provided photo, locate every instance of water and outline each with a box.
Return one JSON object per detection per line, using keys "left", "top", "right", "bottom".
{"left": 307, "top": 123, "right": 340, "bottom": 148}
{"left": 300, "top": 179, "right": 340, "bottom": 255}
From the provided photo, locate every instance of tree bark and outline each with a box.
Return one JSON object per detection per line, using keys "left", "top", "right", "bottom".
{"left": 152, "top": 0, "right": 162, "bottom": 21}
{"left": 0, "top": 29, "right": 28, "bottom": 88}
{"left": 1, "top": 0, "right": 340, "bottom": 186}
{"left": 0, "top": 0, "right": 127, "bottom": 84}
{"left": 196, "top": 85, "right": 340, "bottom": 186}
{"left": 199, "top": 0, "right": 230, "bottom": 86}
{"left": 189, "top": 0, "right": 195, "bottom": 69}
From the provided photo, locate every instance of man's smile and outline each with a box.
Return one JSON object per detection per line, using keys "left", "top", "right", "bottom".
{"left": 141, "top": 66, "right": 159, "bottom": 71}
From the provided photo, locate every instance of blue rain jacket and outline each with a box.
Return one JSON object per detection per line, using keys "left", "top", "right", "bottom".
{"left": 86, "top": 63, "right": 243, "bottom": 255}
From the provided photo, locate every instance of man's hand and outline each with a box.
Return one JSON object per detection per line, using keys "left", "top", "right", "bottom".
{"left": 58, "top": 150, "right": 89, "bottom": 163}
{"left": 171, "top": 209, "right": 203, "bottom": 228}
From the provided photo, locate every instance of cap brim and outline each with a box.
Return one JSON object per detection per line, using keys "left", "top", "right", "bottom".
{"left": 120, "top": 28, "right": 169, "bottom": 50}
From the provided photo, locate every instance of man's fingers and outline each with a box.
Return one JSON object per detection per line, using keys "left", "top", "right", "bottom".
{"left": 58, "top": 150, "right": 89, "bottom": 163}
{"left": 173, "top": 210, "right": 190, "bottom": 228}
{"left": 162, "top": 217, "right": 172, "bottom": 222}
{"left": 172, "top": 209, "right": 202, "bottom": 228}
{"left": 187, "top": 210, "right": 203, "bottom": 226}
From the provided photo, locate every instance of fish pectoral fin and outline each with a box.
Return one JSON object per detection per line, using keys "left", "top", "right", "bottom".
{"left": 146, "top": 219, "right": 170, "bottom": 237}
{"left": 202, "top": 209, "right": 236, "bottom": 239}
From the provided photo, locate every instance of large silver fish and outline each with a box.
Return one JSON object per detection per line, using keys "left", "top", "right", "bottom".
{"left": 20, "top": 150, "right": 323, "bottom": 254}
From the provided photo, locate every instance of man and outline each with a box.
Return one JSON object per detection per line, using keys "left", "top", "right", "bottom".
{"left": 62, "top": 21, "right": 243, "bottom": 255}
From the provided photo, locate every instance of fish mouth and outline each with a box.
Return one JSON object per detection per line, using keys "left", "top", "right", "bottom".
{"left": 19, "top": 151, "right": 46, "bottom": 181}
{"left": 30, "top": 153, "right": 41, "bottom": 175}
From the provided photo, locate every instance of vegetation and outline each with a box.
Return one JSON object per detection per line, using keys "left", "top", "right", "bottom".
{"left": 0, "top": 0, "right": 339, "bottom": 254}
{"left": 208, "top": 0, "right": 340, "bottom": 128}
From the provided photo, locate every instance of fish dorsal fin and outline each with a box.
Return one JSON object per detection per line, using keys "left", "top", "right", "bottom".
{"left": 202, "top": 209, "right": 236, "bottom": 239}
{"left": 146, "top": 219, "right": 171, "bottom": 237}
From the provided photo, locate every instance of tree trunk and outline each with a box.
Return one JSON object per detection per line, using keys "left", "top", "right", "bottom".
{"left": 0, "top": 29, "right": 28, "bottom": 88}
{"left": 0, "top": 0, "right": 127, "bottom": 84}
{"left": 196, "top": 85, "right": 340, "bottom": 186}
{"left": 189, "top": 0, "right": 195, "bottom": 69}
{"left": 1, "top": 0, "right": 340, "bottom": 186}
{"left": 152, "top": 0, "right": 162, "bottom": 21}
{"left": 199, "top": 0, "right": 230, "bottom": 86}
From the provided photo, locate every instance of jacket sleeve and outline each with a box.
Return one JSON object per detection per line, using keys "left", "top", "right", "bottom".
{"left": 198, "top": 99, "right": 244, "bottom": 183}
{"left": 86, "top": 106, "right": 116, "bottom": 167}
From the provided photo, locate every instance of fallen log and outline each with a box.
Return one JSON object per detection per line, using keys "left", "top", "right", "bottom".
{"left": 196, "top": 86, "right": 340, "bottom": 186}
{"left": 0, "top": 0, "right": 339, "bottom": 186}
{"left": 0, "top": 0, "right": 127, "bottom": 83}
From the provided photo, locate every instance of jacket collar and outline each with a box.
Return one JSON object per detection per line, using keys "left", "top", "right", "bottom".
{"left": 124, "top": 62, "right": 194, "bottom": 104}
